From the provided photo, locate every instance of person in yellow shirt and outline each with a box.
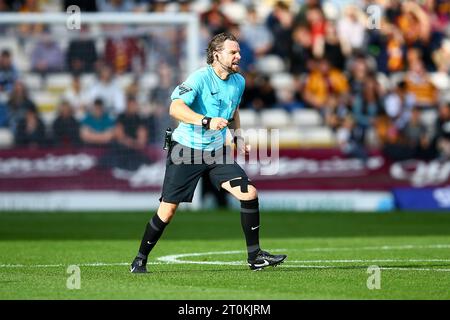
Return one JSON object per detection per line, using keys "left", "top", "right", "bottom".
{"left": 302, "top": 57, "right": 350, "bottom": 113}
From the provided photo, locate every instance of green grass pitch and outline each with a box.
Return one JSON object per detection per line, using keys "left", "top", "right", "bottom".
{"left": 0, "top": 210, "right": 449, "bottom": 299}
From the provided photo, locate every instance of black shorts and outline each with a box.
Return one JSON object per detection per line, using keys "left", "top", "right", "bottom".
{"left": 160, "top": 141, "right": 248, "bottom": 204}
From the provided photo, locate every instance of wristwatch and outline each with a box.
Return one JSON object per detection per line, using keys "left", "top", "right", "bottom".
{"left": 202, "top": 116, "right": 211, "bottom": 130}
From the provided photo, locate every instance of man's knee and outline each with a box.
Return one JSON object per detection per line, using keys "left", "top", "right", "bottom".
{"left": 227, "top": 177, "right": 258, "bottom": 201}
{"left": 158, "top": 201, "right": 178, "bottom": 222}
{"left": 240, "top": 185, "right": 257, "bottom": 200}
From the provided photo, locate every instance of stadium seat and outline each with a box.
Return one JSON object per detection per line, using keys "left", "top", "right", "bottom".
{"left": 141, "top": 73, "right": 159, "bottom": 91}
{"left": 0, "top": 128, "right": 14, "bottom": 149}
{"left": 220, "top": 2, "right": 247, "bottom": 24}
{"left": 270, "top": 72, "right": 295, "bottom": 92}
{"left": 377, "top": 72, "right": 391, "bottom": 91}
{"left": 278, "top": 127, "right": 302, "bottom": 147}
{"left": 117, "top": 73, "right": 134, "bottom": 89}
{"left": 420, "top": 109, "right": 438, "bottom": 129}
{"left": 81, "top": 74, "right": 96, "bottom": 88}
{"left": 237, "top": 109, "right": 259, "bottom": 128}
{"left": 260, "top": 109, "right": 290, "bottom": 128}
{"left": 46, "top": 73, "right": 72, "bottom": 92}
{"left": 22, "top": 73, "right": 43, "bottom": 91}
{"left": 31, "top": 91, "right": 59, "bottom": 112}
{"left": 291, "top": 109, "right": 322, "bottom": 126}
{"left": 389, "top": 72, "right": 405, "bottom": 88}
{"left": 429, "top": 72, "right": 450, "bottom": 91}
{"left": 40, "top": 111, "right": 57, "bottom": 127}
{"left": 1, "top": 37, "right": 30, "bottom": 71}
{"left": 255, "top": 55, "right": 285, "bottom": 74}
{"left": 299, "top": 126, "right": 336, "bottom": 147}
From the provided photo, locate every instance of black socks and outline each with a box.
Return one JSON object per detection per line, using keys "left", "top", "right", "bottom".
{"left": 240, "top": 198, "right": 261, "bottom": 261}
{"left": 138, "top": 213, "right": 168, "bottom": 258}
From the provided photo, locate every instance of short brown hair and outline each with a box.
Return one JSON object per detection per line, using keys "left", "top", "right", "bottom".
{"left": 206, "top": 32, "right": 238, "bottom": 65}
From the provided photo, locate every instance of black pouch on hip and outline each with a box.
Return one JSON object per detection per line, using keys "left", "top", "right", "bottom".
{"left": 163, "top": 128, "right": 172, "bottom": 150}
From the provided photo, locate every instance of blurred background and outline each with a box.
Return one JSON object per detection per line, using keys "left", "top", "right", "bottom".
{"left": 0, "top": 0, "right": 449, "bottom": 212}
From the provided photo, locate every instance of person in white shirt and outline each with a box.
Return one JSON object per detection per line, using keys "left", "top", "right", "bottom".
{"left": 87, "top": 65, "right": 125, "bottom": 117}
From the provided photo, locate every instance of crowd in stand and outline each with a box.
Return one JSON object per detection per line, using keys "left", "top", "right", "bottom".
{"left": 0, "top": 0, "right": 450, "bottom": 163}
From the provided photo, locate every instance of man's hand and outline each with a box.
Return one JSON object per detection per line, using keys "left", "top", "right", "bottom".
{"left": 209, "top": 117, "right": 228, "bottom": 130}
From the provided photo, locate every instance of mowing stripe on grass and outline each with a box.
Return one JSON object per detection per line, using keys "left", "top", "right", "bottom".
{"left": 302, "top": 244, "right": 450, "bottom": 252}
{"left": 2, "top": 243, "right": 450, "bottom": 273}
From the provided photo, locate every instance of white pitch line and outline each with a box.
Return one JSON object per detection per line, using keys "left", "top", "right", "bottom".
{"left": 2, "top": 244, "right": 450, "bottom": 272}
{"left": 301, "top": 244, "right": 450, "bottom": 252}
{"left": 288, "top": 259, "right": 450, "bottom": 263}
{"left": 0, "top": 262, "right": 162, "bottom": 268}
{"left": 280, "top": 265, "right": 450, "bottom": 272}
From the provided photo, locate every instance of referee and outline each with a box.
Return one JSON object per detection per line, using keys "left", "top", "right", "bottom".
{"left": 130, "top": 33, "right": 287, "bottom": 273}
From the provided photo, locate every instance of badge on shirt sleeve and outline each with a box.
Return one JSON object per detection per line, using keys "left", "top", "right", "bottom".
{"left": 178, "top": 83, "right": 193, "bottom": 95}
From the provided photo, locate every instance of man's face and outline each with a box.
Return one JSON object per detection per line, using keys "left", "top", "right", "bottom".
{"left": 216, "top": 40, "right": 241, "bottom": 73}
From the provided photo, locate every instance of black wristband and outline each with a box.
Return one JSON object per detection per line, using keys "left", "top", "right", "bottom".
{"left": 201, "top": 116, "right": 211, "bottom": 130}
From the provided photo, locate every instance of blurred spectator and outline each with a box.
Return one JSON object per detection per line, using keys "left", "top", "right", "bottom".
{"left": 115, "top": 96, "right": 147, "bottom": 150}
{"left": 87, "top": 65, "right": 126, "bottom": 116}
{"left": 148, "top": 62, "right": 177, "bottom": 145}
{"left": 96, "top": 0, "right": 135, "bottom": 12}
{"left": 63, "top": 0, "right": 97, "bottom": 12}
{"left": 384, "top": 80, "right": 415, "bottom": 130}
{"left": 434, "top": 102, "right": 450, "bottom": 160}
{"left": 402, "top": 107, "right": 434, "bottom": 159}
{"left": 178, "top": 0, "right": 193, "bottom": 13}
{"left": 0, "top": 0, "right": 10, "bottom": 34}
{"left": 18, "top": 0, "right": 44, "bottom": 39}
{"left": 6, "top": 81, "right": 37, "bottom": 133}
{"left": 294, "top": 0, "right": 322, "bottom": 26}
{"left": 265, "top": 1, "right": 294, "bottom": 61}
{"left": 62, "top": 75, "right": 89, "bottom": 119}
{"left": 321, "top": 21, "right": 346, "bottom": 70}
{"left": 397, "top": 1, "right": 441, "bottom": 71}
{"left": 301, "top": 57, "right": 350, "bottom": 115}
{"left": 366, "top": 20, "right": 406, "bottom": 74}
{"left": 432, "top": 38, "right": 450, "bottom": 73}
{"left": 289, "top": 24, "right": 313, "bottom": 75}
{"left": 14, "top": 108, "right": 47, "bottom": 148}
{"left": 148, "top": 0, "right": 169, "bottom": 12}
{"left": 305, "top": 4, "right": 327, "bottom": 57}
{"left": 80, "top": 98, "right": 116, "bottom": 147}
{"left": 384, "top": 0, "right": 403, "bottom": 24}
{"left": 125, "top": 76, "right": 149, "bottom": 108}
{"left": 0, "top": 101, "right": 8, "bottom": 127}
{"left": 0, "top": 49, "right": 19, "bottom": 95}
{"left": 337, "top": 5, "right": 366, "bottom": 56}
{"left": 240, "top": 5, "right": 273, "bottom": 57}
{"left": 384, "top": 23, "right": 406, "bottom": 74}
{"left": 378, "top": 80, "right": 415, "bottom": 147}
{"left": 200, "top": 0, "right": 234, "bottom": 36}
{"left": 397, "top": 1, "right": 431, "bottom": 48}
{"left": 240, "top": 73, "right": 277, "bottom": 111}
{"left": 277, "top": 87, "right": 304, "bottom": 112}
{"left": 348, "top": 54, "right": 381, "bottom": 99}
{"left": 30, "top": 30, "right": 65, "bottom": 77}
{"left": 350, "top": 74, "right": 382, "bottom": 144}
{"left": 145, "top": 26, "right": 180, "bottom": 71}
{"left": 336, "top": 115, "right": 368, "bottom": 162}
{"left": 104, "top": 30, "right": 146, "bottom": 74}
{"left": 404, "top": 57, "right": 438, "bottom": 109}
{"left": 52, "top": 100, "right": 81, "bottom": 147}
{"left": 66, "top": 25, "right": 98, "bottom": 74}
{"left": 382, "top": 105, "right": 434, "bottom": 161}
{"left": 108, "top": 95, "right": 151, "bottom": 170}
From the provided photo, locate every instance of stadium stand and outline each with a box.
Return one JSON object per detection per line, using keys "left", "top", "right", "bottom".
{"left": 0, "top": 0, "right": 448, "bottom": 155}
